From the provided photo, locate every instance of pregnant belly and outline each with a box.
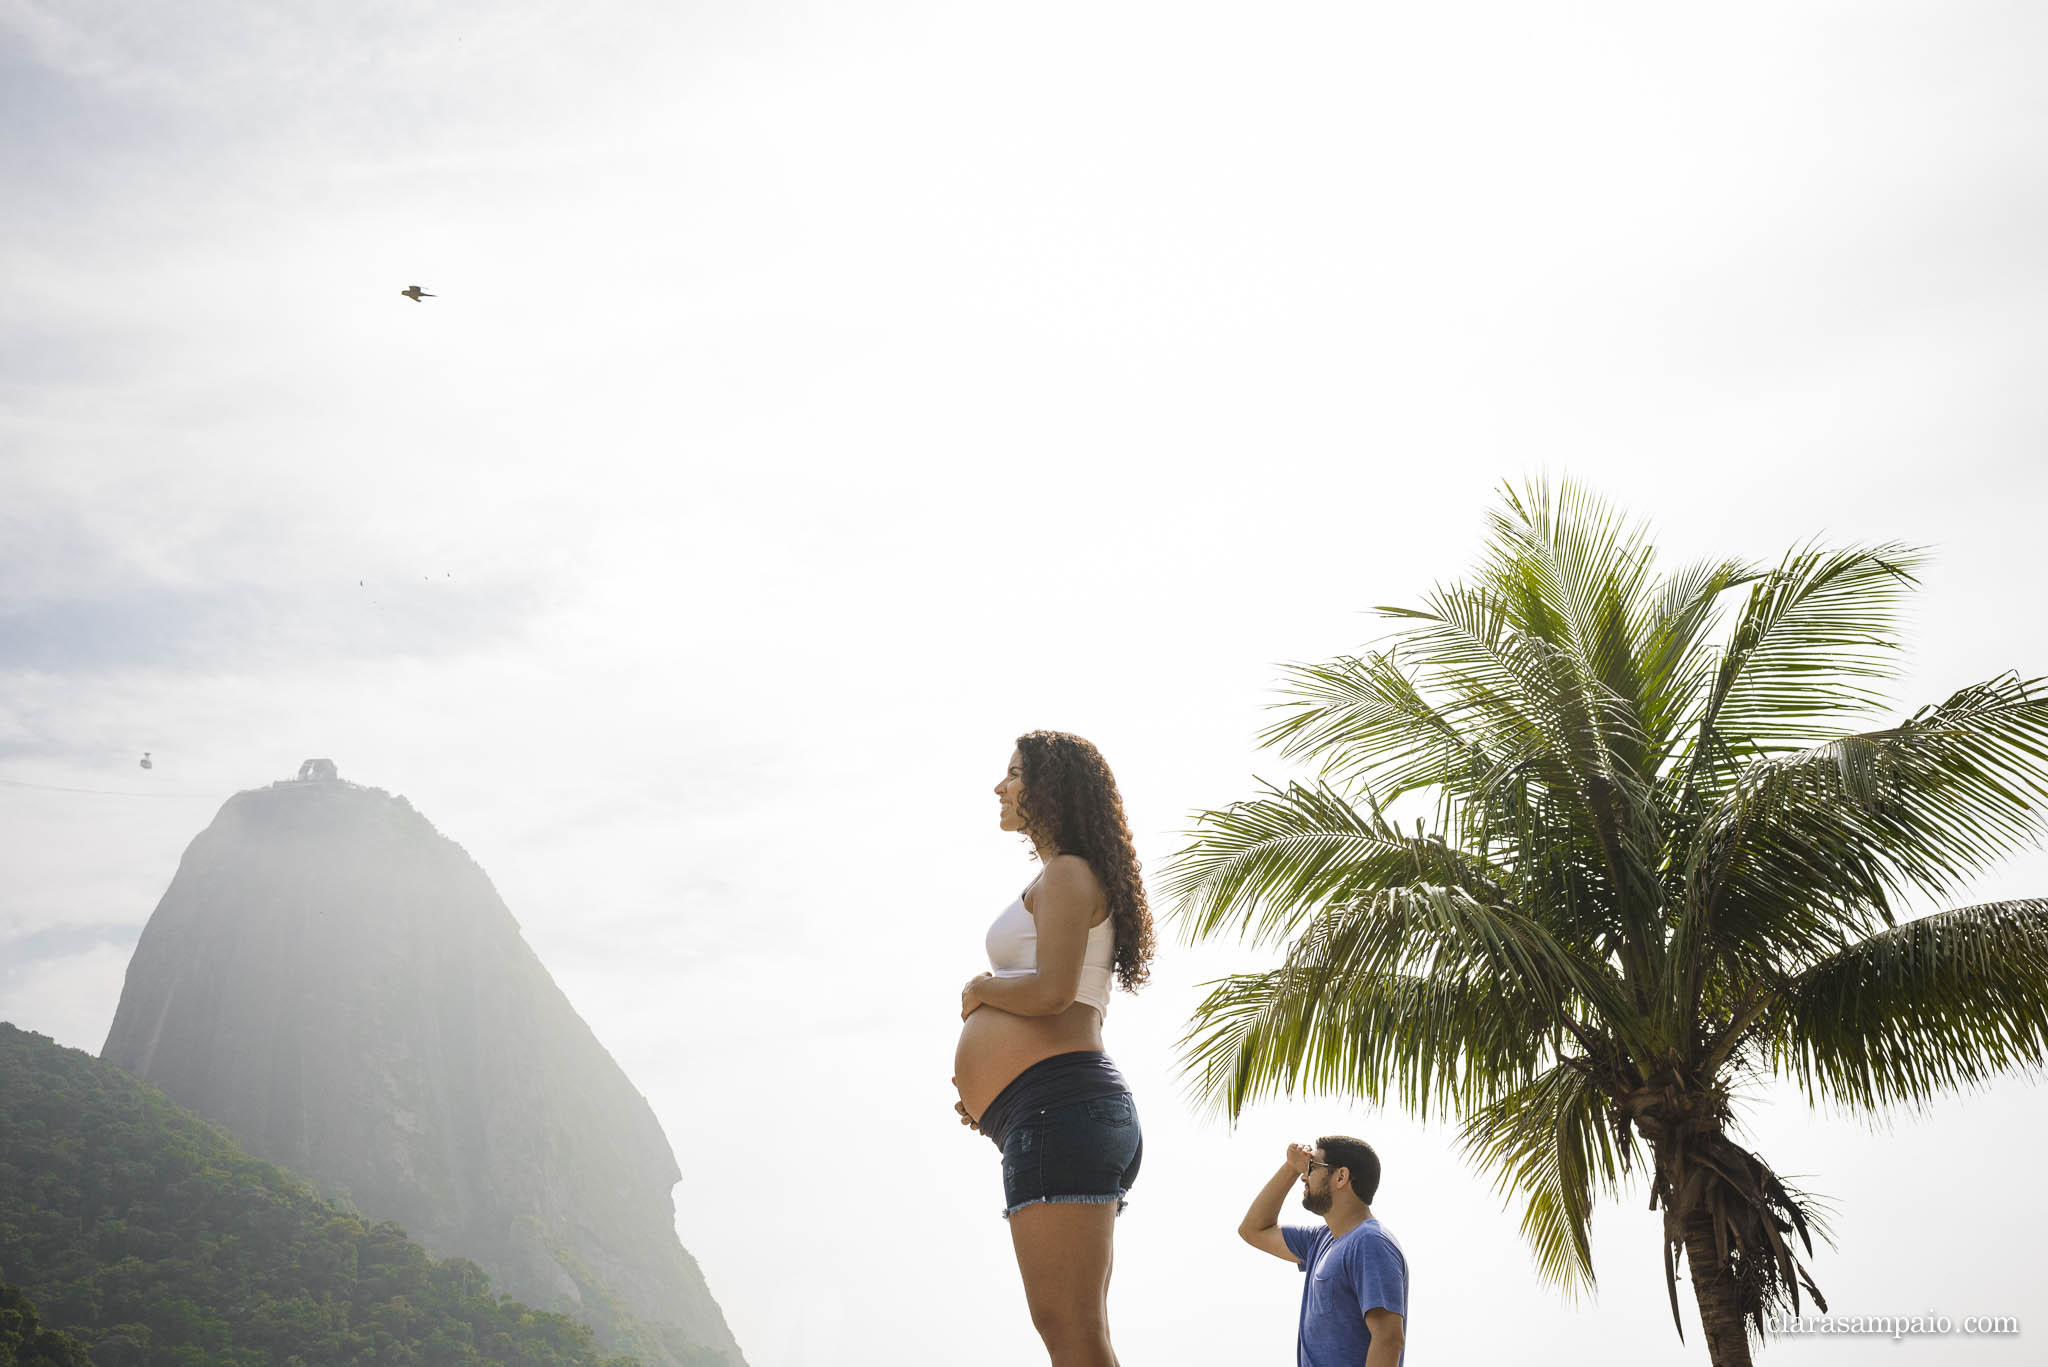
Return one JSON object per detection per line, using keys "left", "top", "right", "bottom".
{"left": 953, "top": 1002, "right": 1104, "bottom": 1120}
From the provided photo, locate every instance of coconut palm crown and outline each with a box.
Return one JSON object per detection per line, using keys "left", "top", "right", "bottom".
{"left": 1169, "top": 481, "right": 2048, "bottom": 1367}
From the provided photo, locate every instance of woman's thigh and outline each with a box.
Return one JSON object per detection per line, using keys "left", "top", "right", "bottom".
{"left": 1008, "top": 1200, "right": 1117, "bottom": 1322}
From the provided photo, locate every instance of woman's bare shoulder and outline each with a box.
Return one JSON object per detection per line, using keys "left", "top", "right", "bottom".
{"left": 1040, "top": 853, "right": 1106, "bottom": 901}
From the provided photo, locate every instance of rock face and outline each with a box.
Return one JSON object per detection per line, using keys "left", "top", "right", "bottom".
{"left": 101, "top": 770, "right": 745, "bottom": 1367}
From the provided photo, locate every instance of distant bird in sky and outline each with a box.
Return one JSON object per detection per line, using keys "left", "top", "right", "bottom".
{"left": 139, "top": 752, "right": 153, "bottom": 771}
{"left": 400, "top": 285, "right": 436, "bottom": 302}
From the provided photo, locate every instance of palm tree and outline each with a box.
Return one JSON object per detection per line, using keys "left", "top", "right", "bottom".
{"left": 1169, "top": 480, "right": 2048, "bottom": 1366}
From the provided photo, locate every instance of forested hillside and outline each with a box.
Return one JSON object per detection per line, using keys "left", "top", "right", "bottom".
{"left": 1, "top": 1281, "right": 92, "bottom": 1365}
{"left": 0, "top": 1023, "right": 645, "bottom": 1367}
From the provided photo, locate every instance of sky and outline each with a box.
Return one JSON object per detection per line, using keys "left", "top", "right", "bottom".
{"left": 4, "top": 2, "right": 2048, "bottom": 1364}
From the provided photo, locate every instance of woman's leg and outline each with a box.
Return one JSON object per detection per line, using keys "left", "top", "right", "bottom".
{"left": 1008, "top": 1201, "right": 1118, "bottom": 1367}
{"left": 1102, "top": 1221, "right": 1119, "bottom": 1367}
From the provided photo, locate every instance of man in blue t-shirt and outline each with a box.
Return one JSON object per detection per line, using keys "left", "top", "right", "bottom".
{"left": 1238, "top": 1136, "right": 1408, "bottom": 1366}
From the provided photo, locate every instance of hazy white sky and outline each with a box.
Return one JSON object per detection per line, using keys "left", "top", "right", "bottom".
{"left": 5, "top": 3, "right": 2047, "bottom": 1364}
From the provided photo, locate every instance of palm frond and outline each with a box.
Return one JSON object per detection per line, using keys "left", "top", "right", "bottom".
{"left": 1377, "top": 583, "right": 1585, "bottom": 783}
{"left": 1635, "top": 555, "right": 1761, "bottom": 766}
{"left": 1764, "top": 899, "right": 2048, "bottom": 1108}
{"left": 1178, "top": 882, "right": 1641, "bottom": 1115}
{"left": 1688, "top": 542, "right": 1926, "bottom": 777}
{"left": 1259, "top": 650, "right": 1496, "bottom": 806}
{"left": 1376, "top": 584, "right": 1671, "bottom": 941}
{"left": 1165, "top": 780, "right": 1506, "bottom": 947}
{"left": 1681, "top": 674, "right": 2048, "bottom": 972}
{"left": 1178, "top": 964, "right": 1547, "bottom": 1122}
{"left": 1483, "top": 478, "right": 1659, "bottom": 765}
{"left": 1460, "top": 1061, "right": 1636, "bottom": 1295}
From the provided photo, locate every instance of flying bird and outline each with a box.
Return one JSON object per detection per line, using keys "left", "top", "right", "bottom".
{"left": 139, "top": 752, "right": 153, "bottom": 771}
{"left": 400, "top": 285, "right": 436, "bottom": 302}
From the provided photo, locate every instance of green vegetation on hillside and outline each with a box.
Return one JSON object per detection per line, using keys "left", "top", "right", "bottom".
{"left": 1, "top": 1280, "right": 93, "bottom": 1365}
{"left": 0, "top": 1023, "right": 642, "bottom": 1367}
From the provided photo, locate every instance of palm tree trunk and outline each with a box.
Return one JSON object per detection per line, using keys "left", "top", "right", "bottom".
{"left": 1680, "top": 1208, "right": 1753, "bottom": 1367}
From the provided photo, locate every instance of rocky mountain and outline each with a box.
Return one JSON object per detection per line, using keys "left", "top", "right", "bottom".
{"left": 100, "top": 766, "right": 743, "bottom": 1367}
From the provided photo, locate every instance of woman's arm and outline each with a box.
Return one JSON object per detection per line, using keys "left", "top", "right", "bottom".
{"left": 961, "top": 855, "right": 1105, "bottom": 1018}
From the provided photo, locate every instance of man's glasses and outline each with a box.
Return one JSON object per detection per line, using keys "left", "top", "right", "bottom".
{"left": 1304, "top": 1159, "right": 1331, "bottom": 1174}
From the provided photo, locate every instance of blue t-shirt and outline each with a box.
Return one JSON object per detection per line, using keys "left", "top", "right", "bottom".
{"left": 1282, "top": 1219, "right": 1408, "bottom": 1367}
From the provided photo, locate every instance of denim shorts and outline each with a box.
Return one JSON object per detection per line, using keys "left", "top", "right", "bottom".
{"left": 999, "top": 1090, "right": 1143, "bottom": 1218}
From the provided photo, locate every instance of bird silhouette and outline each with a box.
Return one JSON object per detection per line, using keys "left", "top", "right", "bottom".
{"left": 400, "top": 285, "right": 436, "bottom": 302}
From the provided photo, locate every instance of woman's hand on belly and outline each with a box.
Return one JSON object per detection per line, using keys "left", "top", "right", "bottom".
{"left": 961, "top": 972, "right": 995, "bottom": 1020}
{"left": 954, "top": 1000, "right": 1106, "bottom": 1119}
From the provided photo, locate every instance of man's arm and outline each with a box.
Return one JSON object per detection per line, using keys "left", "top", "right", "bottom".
{"left": 1363, "top": 1307, "right": 1405, "bottom": 1366}
{"left": 1350, "top": 1232, "right": 1408, "bottom": 1365}
{"left": 1237, "top": 1143, "right": 1314, "bottom": 1263}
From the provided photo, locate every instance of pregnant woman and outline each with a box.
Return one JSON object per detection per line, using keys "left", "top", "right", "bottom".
{"left": 954, "top": 729, "right": 1154, "bottom": 1367}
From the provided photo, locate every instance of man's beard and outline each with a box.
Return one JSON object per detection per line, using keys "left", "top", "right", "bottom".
{"left": 1300, "top": 1185, "right": 1333, "bottom": 1216}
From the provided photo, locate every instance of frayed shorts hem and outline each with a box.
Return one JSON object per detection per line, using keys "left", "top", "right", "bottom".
{"left": 1001, "top": 1192, "right": 1130, "bottom": 1220}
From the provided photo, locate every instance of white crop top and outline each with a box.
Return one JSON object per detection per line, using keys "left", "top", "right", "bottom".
{"left": 986, "top": 886, "right": 1116, "bottom": 1014}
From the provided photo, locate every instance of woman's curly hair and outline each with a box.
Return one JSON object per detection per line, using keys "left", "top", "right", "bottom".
{"left": 1014, "top": 730, "right": 1154, "bottom": 992}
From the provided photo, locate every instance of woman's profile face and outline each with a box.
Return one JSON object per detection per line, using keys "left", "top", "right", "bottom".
{"left": 993, "top": 748, "right": 1028, "bottom": 833}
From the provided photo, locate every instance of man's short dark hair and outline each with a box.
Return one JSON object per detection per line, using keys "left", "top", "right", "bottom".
{"left": 1317, "top": 1135, "right": 1381, "bottom": 1204}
